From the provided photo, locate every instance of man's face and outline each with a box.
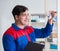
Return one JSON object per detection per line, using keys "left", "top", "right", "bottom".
{"left": 15, "top": 10, "right": 29, "bottom": 25}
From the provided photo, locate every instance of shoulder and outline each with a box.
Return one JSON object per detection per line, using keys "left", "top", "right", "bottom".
{"left": 3, "top": 27, "right": 15, "bottom": 37}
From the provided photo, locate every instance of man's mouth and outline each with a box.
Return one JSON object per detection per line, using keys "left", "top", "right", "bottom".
{"left": 24, "top": 20, "right": 28, "bottom": 22}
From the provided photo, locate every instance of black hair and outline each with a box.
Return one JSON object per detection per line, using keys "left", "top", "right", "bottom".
{"left": 12, "top": 5, "right": 28, "bottom": 18}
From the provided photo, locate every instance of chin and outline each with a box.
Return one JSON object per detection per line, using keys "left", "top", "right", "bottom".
{"left": 22, "top": 21, "right": 28, "bottom": 25}
{"left": 22, "top": 23, "right": 27, "bottom": 25}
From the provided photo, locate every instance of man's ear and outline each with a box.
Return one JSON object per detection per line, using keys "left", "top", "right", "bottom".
{"left": 15, "top": 15, "right": 19, "bottom": 20}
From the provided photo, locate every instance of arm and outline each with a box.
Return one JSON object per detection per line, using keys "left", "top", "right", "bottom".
{"left": 34, "top": 11, "right": 56, "bottom": 38}
{"left": 2, "top": 34, "right": 16, "bottom": 51}
{"left": 33, "top": 22, "right": 53, "bottom": 38}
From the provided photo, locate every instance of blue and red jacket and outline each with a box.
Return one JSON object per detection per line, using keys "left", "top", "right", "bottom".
{"left": 2, "top": 22, "right": 53, "bottom": 51}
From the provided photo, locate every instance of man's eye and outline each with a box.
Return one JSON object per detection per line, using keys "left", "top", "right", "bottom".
{"left": 22, "top": 14, "right": 29, "bottom": 16}
{"left": 23, "top": 14, "right": 26, "bottom": 16}
{"left": 27, "top": 14, "right": 29, "bottom": 16}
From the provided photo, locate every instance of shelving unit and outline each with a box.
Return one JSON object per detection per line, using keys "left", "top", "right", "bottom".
{"left": 29, "top": 13, "right": 58, "bottom": 51}
{"left": 29, "top": 13, "right": 47, "bottom": 44}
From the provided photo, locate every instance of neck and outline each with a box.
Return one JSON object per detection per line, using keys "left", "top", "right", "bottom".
{"left": 15, "top": 22, "right": 26, "bottom": 29}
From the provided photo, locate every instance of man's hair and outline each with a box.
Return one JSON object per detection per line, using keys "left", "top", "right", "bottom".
{"left": 12, "top": 5, "right": 28, "bottom": 18}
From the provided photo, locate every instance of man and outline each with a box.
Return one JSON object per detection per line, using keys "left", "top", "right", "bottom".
{"left": 2, "top": 5, "right": 56, "bottom": 51}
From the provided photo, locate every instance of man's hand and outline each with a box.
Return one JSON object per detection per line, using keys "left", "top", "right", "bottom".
{"left": 48, "top": 11, "right": 57, "bottom": 25}
{"left": 50, "top": 11, "right": 57, "bottom": 19}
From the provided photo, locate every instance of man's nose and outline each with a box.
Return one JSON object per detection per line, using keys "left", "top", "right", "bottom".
{"left": 26, "top": 14, "right": 29, "bottom": 19}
